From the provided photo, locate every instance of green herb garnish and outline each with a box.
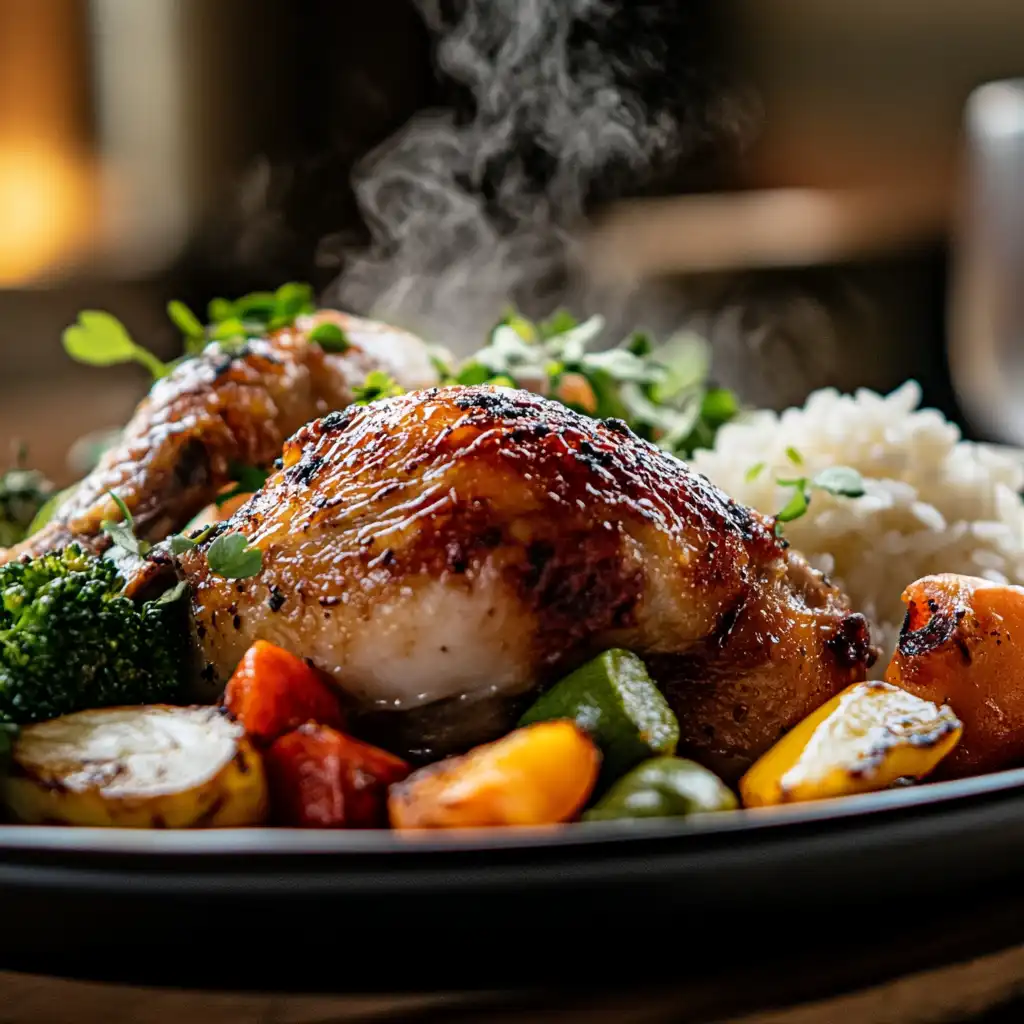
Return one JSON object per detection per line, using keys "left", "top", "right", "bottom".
{"left": 148, "top": 579, "right": 189, "bottom": 608}
{"left": 206, "top": 532, "right": 263, "bottom": 579}
{"left": 775, "top": 488, "right": 810, "bottom": 526}
{"left": 101, "top": 492, "right": 151, "bottom": 557}
{"left": 63, "top": 282, "right": 332, "bottom": 388}
{"left": 810, "top": 465, "right": 868, "bottom": 497}
{"left": 62, "top": 312, "right": 171, "bottom": 382}
{"left": 202, "top": 282, "right": 316, "bottom": 341}
{"left": 770, "top": 465, "right": 866, "bottom": 536}
{"left": 353, "top": 371, "right": 405, "bottom": 405}
{"left": 168, "top": 524, "right": 214, "bottom": 555}
{"left": 308, "top": 321, "right": 349, "bottom": 352}
{"left": 432, "top": 310, "right": 739, "bottom": 460}
{"left": 99, "top": 490, "right": 259, "bottom": 578}
{"left": 167, "top": 300, "right": 206, "bottom": 354}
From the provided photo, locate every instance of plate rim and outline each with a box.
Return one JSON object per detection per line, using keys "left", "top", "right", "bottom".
{"left": 2, "top": 761, "right": 1024, "bottom": 858}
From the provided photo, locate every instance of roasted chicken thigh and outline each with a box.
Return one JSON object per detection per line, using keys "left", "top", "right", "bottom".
{"left": 2, "top": 311, "right": 436, "bottom": 563}
{"left": 180, "top": 384, "right": 877, "bottom": 777}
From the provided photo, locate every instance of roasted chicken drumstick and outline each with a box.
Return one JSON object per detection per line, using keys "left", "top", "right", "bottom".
{"left": 1, "top": 311, "right": 437, "bottom": 563}
{"left": 180, "top": 384, "right": 878, "bottom": 778}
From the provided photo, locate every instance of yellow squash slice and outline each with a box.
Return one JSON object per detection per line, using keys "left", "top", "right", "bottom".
{"left": 4, "top": 705, "right": 267, "bottom": 828}
{"left": 739, "top": 681, "right": 962, "bottom": 808}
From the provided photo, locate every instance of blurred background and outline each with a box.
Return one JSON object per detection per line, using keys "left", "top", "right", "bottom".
{"left": 1, "top": 0, "right": 1023, "bottom": 484}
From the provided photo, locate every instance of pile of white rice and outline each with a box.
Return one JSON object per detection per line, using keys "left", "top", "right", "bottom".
{"left": 688, "top": 380, "right": 1024, "bottom": 660}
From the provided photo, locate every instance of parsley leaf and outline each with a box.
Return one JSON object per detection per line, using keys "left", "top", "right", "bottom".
{"left": 149, "top": 579, "right": 189, "bottom": 608}
{"left": 167, "top": 300, "right": 206, "bottom": 353}
{"left": 273, "top": 282, "right": 315, "bottom": 321}
{"left": 745, "top": 462, "right": 766, "bottom": 482}
{"left": 811, "top": 465, "right": 866, "bottom": 498}
{"left": 444, "top": 308, "right": 739, "bottom": 460}
{"left": 770, "top": 464, "right": 866, "bottom": 536}
{"left": 208, "top": 298, "right": 234, "bottom": 323}
{"left": 785, "top": 446, "right": 804, "bottom": 466}
{"left": 353, "top": 371, "right": 405, "bottom": 405}
{"left": 775, "top": 486, "right": 810, "bottom": 524}
{"left": 308, "top": 322, "right": 349, "bottom": 352}
{"left": 168, "top": 524, "right": 214, "bottom": 555}
{"left": 169, "top": 534, "right": 197, "bottom": 554}
{"left": 62, "top": 312, "right": 171, "bottom": 381}
{"left": 100, "top": 491, "right": 151, "bottom": 556}
{"left": 206, "top": 532, "right": 263, "bottom": 579}
{"left": 162, "top": 283, "right": 319, "bottom": 358}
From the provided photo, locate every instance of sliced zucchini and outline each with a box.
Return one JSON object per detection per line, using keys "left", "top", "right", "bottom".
{"left": 583, "top": 756, "right": 738, "bottom": 821}
{"left": 518, "top": 649, "right": 679, "bottom": 788}
{"left": 4, "top": 705, "right": 267, "bottom": 828}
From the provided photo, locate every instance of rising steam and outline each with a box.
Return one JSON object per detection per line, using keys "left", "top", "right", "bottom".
{"left": 320, "top": 0, "right": 741, "bottom": 355}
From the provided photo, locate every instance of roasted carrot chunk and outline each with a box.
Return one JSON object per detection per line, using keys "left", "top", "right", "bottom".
{"left": 223, "top": 640, "right": 344, "bottom": 744}
{"left": 388, "top": 720, "right": 600, "bottom": 829}
{"left": 266, "top": 724, "right": 411, "bottom": 828}
{"left": 886, "top": 574, "right": 1024, "bottom": 777}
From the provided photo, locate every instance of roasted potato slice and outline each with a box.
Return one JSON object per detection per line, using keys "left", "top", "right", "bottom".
{"left": 739, "top": 680, "right": 961, "bottom": 807}
{"left": 4, "top": 705, "right": 267, "bottom": 828}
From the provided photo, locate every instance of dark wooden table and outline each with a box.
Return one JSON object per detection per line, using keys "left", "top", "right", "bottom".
{"left": 5, "top": 943, "right": 1024, "bottom": 1024}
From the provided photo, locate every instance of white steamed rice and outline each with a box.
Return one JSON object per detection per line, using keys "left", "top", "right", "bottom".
{"left": 688, "top": 380, "right": 1024, "bottom": 660}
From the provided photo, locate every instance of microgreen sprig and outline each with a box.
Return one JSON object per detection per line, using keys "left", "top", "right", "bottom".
{"left": 763, "top": 450, "right": 866, "bottom": 536}
{"left": 63, "top": 313, "right": 172, "bottom": 382}
{"left": 205, "top": 532, "right": 263, "bottom": 579}
{"left": 101, "top": 492, "right": 152, "bottom": 557}
{"left": 102, "top": 491, "right": 263, "bottom": 580}
{"left": 352, "top": 371, "right": 405, "bottom": 405}
{"left": 170, "top": 522, "right": 262, "bottom": 579}
{"left": 62, "top": 282, "right": 339, "bottom": 384}
{"left": 429, "top": 308, "right": 740, "bottom": 460}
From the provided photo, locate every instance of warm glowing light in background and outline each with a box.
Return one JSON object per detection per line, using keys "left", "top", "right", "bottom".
{"left": 0, "top": 145, "right": 94, "bottom": 286}
{"left": 0, "top": 0, "right": 97, "bottom": 287}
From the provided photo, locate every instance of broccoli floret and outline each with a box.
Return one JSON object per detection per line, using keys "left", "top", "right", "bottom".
{"left": 0, "top": 466, "right": 55, "bottom": 548}
{"left": 0, "top": 545, "right": 188, "bottom": 723}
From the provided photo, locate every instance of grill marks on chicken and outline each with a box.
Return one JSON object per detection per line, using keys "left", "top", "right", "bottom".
{"left": 1, "top": 311, "right": 437, "bottom": 564}
{"left": 181, "top": 384, "right": 877, "bottom": 774}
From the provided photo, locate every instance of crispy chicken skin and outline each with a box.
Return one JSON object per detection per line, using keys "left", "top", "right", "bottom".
{"left": 181, "top": 384, "right": 877, "bottom": 775}
{"left": 1, "top": 311, "right": 437, "bottom": 563}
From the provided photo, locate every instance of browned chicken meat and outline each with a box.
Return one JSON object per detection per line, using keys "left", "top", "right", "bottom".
{"left": 179, "top": 384, "right": 878, "bottom": 778}
{"left": 1, "top": 311, "right": 437, "bottom": 564}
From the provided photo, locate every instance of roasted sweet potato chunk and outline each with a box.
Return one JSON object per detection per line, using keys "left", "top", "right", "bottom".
{"left": 885, "top": 573, "right": 1024, "bottom": 776}
{"left": 266, "top": 724, "right": 410, "bottom": 828}
{"left": 388, "top": 720, "right": 600, "bottom": 829}
{"left": 223, "top": 640, "right": 345, "bottom": 744}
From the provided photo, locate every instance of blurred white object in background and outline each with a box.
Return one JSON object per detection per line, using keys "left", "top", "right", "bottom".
{"left": 949, "top": 79, "right": 1024, "bottom": 448}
